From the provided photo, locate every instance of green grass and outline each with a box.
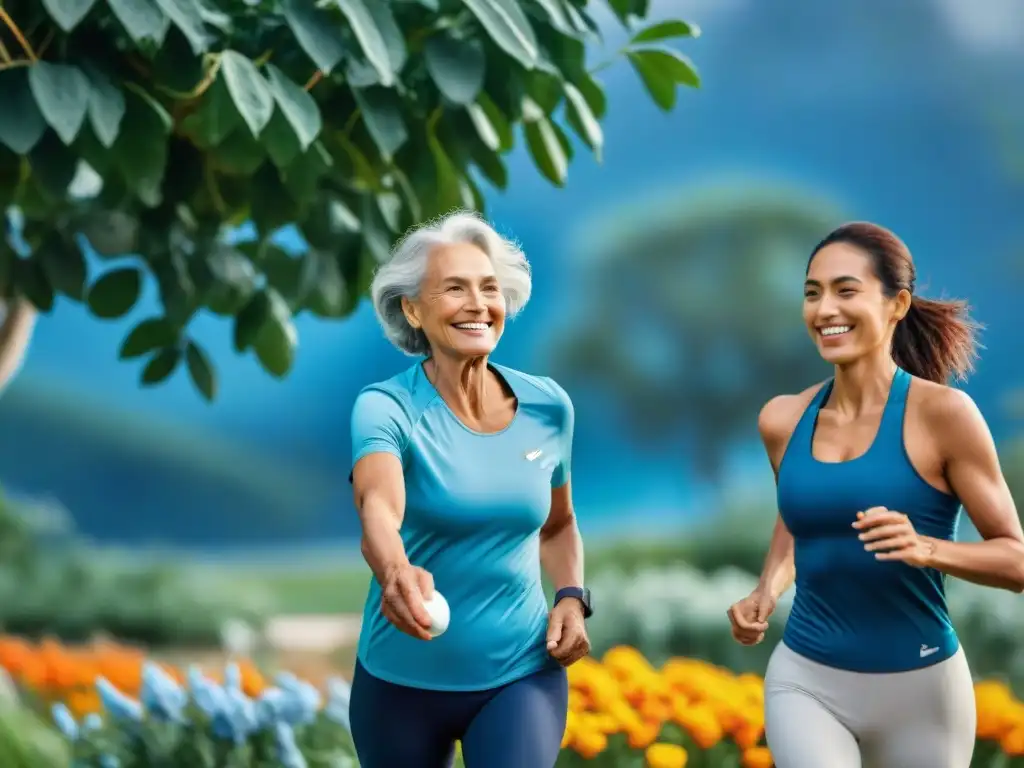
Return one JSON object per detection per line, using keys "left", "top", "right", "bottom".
{"left": 227, "top": 565, "right": 372, "bottom": 615}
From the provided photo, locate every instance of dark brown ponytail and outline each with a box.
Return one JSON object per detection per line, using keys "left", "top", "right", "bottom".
{"left": 809, "top": 222, "right": 982, "bottom": 384}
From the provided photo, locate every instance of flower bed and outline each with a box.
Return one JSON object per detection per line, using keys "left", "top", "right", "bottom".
{"left": 2, "top": 636, "right": 1024, "bottom": 766}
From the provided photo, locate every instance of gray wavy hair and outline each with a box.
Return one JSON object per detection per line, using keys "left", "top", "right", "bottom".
{"left": 370, "top": 210, "right": 532, "bottom": 356}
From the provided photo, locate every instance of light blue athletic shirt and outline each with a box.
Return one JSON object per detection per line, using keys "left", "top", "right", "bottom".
{"left": 350, "top": 361, "right": 573, "bottom": 691}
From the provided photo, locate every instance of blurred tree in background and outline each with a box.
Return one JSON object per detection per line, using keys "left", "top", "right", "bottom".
{"left": 554, "top": 185, "right": 838, "bottom": 480}
{"left": 0, "top": 0, "right": 701, "bottom": 400}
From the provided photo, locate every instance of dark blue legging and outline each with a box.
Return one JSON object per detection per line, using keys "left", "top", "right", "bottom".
{"left": 349, "top": 661, "right": 568, "bottom": 768}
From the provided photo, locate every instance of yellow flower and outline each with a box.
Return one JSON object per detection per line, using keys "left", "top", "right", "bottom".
{"left": 1002, "top": 727, "right": 1024, "bottom": 757}
{"left": 741, "top": 746, "right": 774, "bottom": 768}
{"left": 675, "top": 702, "right": 723, "bottom": 750}
{"left": 645, "top": 742, "right": 688, "bottom": 768}
{"left": 572, "top": 728, "right": 607, "bottom": 759}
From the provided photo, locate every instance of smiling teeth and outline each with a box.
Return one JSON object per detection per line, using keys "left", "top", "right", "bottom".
{"left": 821, "top": 325, "right": 852, "bottom": 336}
{"left": 454, "top": 322, "right": 489, "bottom": 330}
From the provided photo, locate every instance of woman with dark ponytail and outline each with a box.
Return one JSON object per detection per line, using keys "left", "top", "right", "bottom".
{"left": 726, "top": 222, "right": 1023, "bottom": 767}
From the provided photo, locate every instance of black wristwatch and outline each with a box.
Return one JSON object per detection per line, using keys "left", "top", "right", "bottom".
{"left": 554, "top": 586, "right": 593, "bottom": 619}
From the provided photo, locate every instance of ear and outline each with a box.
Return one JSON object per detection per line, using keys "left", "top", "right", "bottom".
{"left": 401, "top": 296, "right": 421, "bottom": 329}
{"left": 892, "top": 289, "right": 912, "bottom": 323}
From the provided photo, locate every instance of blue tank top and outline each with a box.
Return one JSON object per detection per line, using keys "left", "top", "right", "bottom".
{"left": 350, "top": 362, "right": 571, "bottom": 691}
{"left": 776, "top": 367, "right": 962, "bottom": 673}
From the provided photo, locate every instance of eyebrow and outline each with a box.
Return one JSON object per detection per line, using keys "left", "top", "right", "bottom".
{"left": 443, "top": 274, "right": 499, "bottom": 284}
{"left": 804, "top": 275, "right": 863, "bottom": 288}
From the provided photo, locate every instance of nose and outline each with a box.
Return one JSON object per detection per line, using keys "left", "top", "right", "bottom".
{"left": 815, "top": 292, "right": 840, "bottom": 320}
{"left": 464, "top": 286, "right": 486, "bottom": 312}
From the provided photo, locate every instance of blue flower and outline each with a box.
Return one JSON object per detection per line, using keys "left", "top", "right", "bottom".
{"left": 140, "top": 662, "right": 187, "bottom": 722}
{"left": 188, "top": 665, "right": 258, "bottom": 744}
{"left": 96, "top": 677, "right": 143, "bottom": 722}
{"left": 274, "top": 721, "right": 308, "bottom": 768}
{"left": 274, "top": 672, "right": 322, "bottom": 726}
{"left": 324, "top": 677, "right": 351, "bottom": 731}
{"left": 82, "top": 713, "right": 103, "bottom": 733}
{"left": 51, "top": 703, "right": 78, "bottom": 741}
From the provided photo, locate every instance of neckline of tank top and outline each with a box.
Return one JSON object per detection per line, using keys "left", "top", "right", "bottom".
{"left": 807, "top": 366, "right": 907, "bottom": 467}
{"left": 417, "top": 360, "right": 521, "bottom": 437}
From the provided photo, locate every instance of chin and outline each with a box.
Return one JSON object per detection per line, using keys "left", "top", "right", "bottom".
{"left": 818, "top": 346, "right": 863, "bottom": 366}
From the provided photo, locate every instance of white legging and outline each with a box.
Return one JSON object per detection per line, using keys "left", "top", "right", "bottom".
{"left": 764, "top": 642, "right": 976, "bottom": 768}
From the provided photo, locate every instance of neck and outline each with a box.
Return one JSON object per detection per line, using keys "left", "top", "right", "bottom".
{"left": 425, "top": 352, "right": 492, "bottom": 418}
{"left": 831, "top": 347, "right": 898, "bottom": 414}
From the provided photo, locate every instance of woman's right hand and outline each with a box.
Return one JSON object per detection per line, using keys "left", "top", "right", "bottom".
{"left": 727, "top": 590, "right": 777, "bottom": 646}
{"left": 381, "top": 563, "right": 435, "bottom": 641}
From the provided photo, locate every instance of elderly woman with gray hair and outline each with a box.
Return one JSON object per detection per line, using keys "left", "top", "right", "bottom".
{"left": 348, "top": 211, "right": 591, "bottom": 768}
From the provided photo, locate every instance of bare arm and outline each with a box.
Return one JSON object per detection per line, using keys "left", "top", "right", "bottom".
{"left": 540, "top": 480, "right": 584, "bottom": 592}
{"left": 922, "top": 390, "right": 1024, "bottom": 592}
{"left": 0, "top": 299, "right": 35, "bottom": 391}
{"left": 351, "top": 452, "right": 410, "bottom": 585}
{"left": 754, "top": 396, "right": 800, "bottom": 600}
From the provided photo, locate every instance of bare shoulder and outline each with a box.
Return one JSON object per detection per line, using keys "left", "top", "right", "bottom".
{"left": 908, "top": 377, "right": 988, "bottom": 448}
{"left": 758, "top": 381, "right": 828, "bottom": 444}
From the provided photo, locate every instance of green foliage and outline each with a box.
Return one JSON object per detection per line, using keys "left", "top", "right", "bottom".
{"left": 553, "top": 184, "right": 841, "bottom": 479}
{"left": 0, "top": 487, "right": 264, "bottom": 646}
{"left": 0, "top": 0, "right": 701, "bottom": 401}
{"left": 0, "top": 701, "right": 70, "bottom": 768}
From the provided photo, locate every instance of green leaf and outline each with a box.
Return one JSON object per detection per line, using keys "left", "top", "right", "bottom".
{"left": 180, "top": 76, "right": 240, "bottom": 149}
{"left": 77, "top": 211, "right": 139, "bottom": 256}
{"left": 106, "top": 0, "right": 170, "bottom": 44}
{"left": 28, "top": 131, "right": 79, "bottom": 199}
{"left": 281, "top": 0, "right": 347, "bottom": 74}
{"left": 83, "top": 64, "right": 126, "bottom": 149}
{"left": 261, "top": 109, "right": 302, "bottom": 168}
{"left": 522, "top": 98, "right": 567, "bottom": 186}
{"left": 365, "top": 2, "right": 407, "bottom": 74}
{"left": 212, "top": 127, "right": 266, "bottom": 175}
{"left": 563, "top": 83, "right": 603, "bottom": 161}
{"left": 427, "top": 128, "right": 465, "bottom": 215}
{"left": 305, "top": 249, "right": 350, "bottom": 317}
{"left": 461, "top": 0, "right": 539, "bottom": 69}
{"left": 28, "top": 62, "right": 91, "bottom": 145}
{"left": 185, "top": 340, "right": 216, "bottom": 401}
{"left": 627, "top": 50, "right": 674, "bottom": 111}
{"left": 41, "top": 0, "right": 98, "bottom": 31}
{"left": 233, "top": 291, "right": 270, "bottom": 352}
{"left": 13, "top": 258, "right": 55, "bottom": 313}
{"left": 112, "top": 89, "right": 171, "bottom": 206}
{"left": 353, "top": 87, "right": 407, "bottom": 159}
{"left": 333, "top": 0, "right": 396, "bottom": 87}
{"left": 141, "top": 346, "right": 181, "bottom": 385}
{"left": 631, "top": 19, "right": 701, "bottom": 44}
{"left": 219, "top": 51, "right": 274, "bottom": 138}
{"left": 531, "top": 0, "right": 576, "bottom": 35}
{"left": 424, "top": 33, "right": 485, "bottom": 106}
{"left": 475, "top": 93, "right": 513, "bottom": 151}
{"left": 201, "top": 244, "right": 258, "bottom": 315}
{"left": 38, "top": 238, "right": 88, "bottom": 300}
{"left": 265, "top": 64, "right": 321, "bottom": 151}
{"left": 153, "top": 0, "right": 210, "bottom": 53}
{"left": 253, "top": 288, "right": 297, "bottom": 378}
{"left": 119, "top": 316, "right": 179, "bottom": 359}
{"left": 87, "top": 266, "right": 142, "bottom": 319}
{"left": 0, "top": 69, "right": 46, "bottom": 154}
{"left": 627, "top": 47, "right": 700, "bottom": 111}
{"left": 575, "top": 74, "right": 607, "bottom": 119}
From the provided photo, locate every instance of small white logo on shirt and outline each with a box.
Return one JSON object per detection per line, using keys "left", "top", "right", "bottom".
{"left": 524, "top": 449, "right": 543, "bottom": 462}
{"left": 920, "top": 644, "right": 939, "bottom": 658}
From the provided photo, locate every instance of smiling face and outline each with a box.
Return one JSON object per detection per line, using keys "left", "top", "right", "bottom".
{"left": 402, "top": 241, "right": 506, "bottom": 359}
{"left": 803, "top": 242, "right": 910, "bottom": 366}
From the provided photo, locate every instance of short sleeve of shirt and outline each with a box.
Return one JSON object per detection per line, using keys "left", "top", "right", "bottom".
{"left": 350, "top": 386, "right": 411, "bottom": 468}
{"left": 547, "top": 378, "right": 574, "bottom": 488}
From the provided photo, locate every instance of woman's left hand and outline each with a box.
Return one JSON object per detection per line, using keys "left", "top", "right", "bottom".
{"left": 854, "top": 506, "right": 936, "bottom": 568}
{"left": 546, "top": 599, "right": 590, "bottom": 667}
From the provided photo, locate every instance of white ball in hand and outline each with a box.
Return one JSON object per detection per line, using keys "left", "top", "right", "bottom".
{"left": 423, "top": 591, "right": 450, "bottom": 638}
